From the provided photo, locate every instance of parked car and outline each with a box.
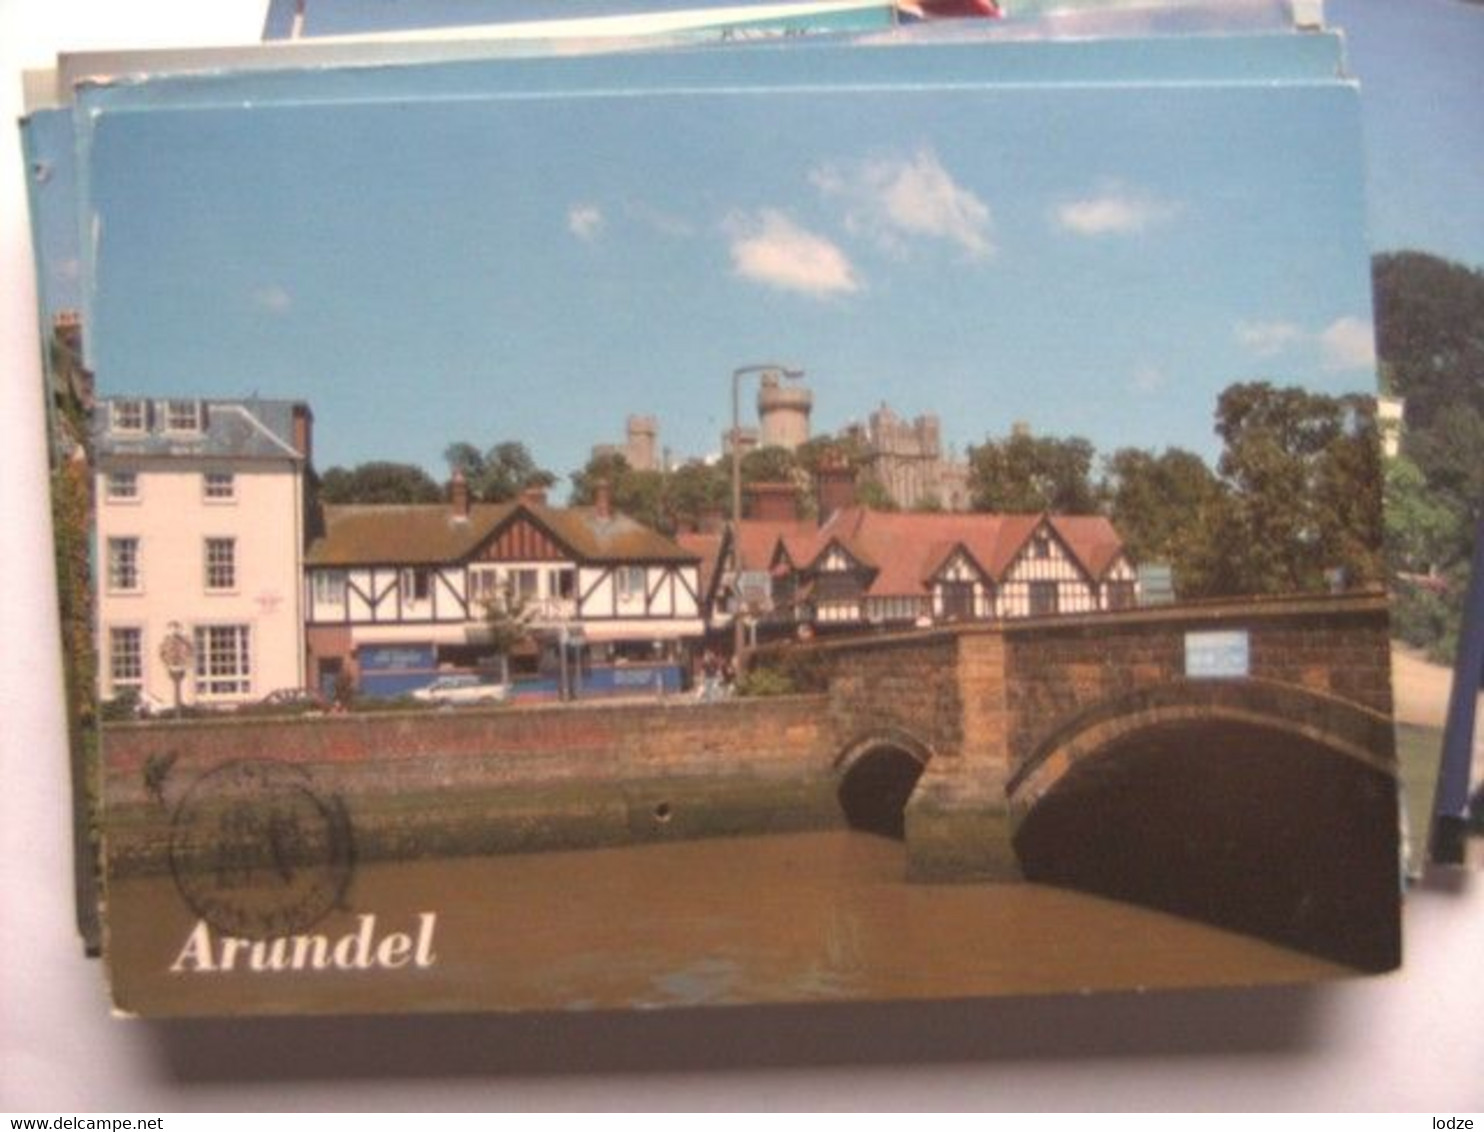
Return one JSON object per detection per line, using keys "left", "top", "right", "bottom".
{"left": 412, "top": 673, "right": 510, "bottom": 706}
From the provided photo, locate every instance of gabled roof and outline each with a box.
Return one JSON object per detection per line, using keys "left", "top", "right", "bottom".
{"left": 736, "top": 507, "right": 1129, "bottom": 600}
{"left": 675, "top": 532, "right": 724, "bottom": 599}
{"left": 308, "top": 501, "right": 698, "bottom": 568}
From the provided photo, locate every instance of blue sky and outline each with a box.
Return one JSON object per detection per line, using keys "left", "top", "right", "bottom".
{"left": 68, "top": 10, "right": 1475, "bottom": 489}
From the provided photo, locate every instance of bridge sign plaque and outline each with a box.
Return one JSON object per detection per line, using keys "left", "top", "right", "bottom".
{"left": 1184, "top": 630, "right": 1251, "bottom": 679}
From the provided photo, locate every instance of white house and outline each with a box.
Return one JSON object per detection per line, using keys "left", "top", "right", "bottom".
{"left": 93, "top": 397, "right": 312, "bottom": 708}
{"left": 303, "top": 479, "right": 703, "bottom": 696}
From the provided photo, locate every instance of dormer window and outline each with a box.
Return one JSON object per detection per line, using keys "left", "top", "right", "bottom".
{"left": 110, "top": 400, "right": 145, "bottom": 433}
{"left": 164, "top": 399, "right": 202, "bottom": 433}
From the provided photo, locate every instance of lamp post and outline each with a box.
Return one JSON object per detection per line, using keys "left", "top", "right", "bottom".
{"left": 729, "top": 363, "right": 804, "bottom": 660}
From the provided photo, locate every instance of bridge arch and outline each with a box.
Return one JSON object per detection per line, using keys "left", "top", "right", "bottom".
{"left": 1007, "top": 678, "right": 1395, "bottom": 820}
{"left": 833, "top": 728, "right": 934, "bottom": 840}
{"left": 1008, "top": 679, "right": 1400, "bottom": 971}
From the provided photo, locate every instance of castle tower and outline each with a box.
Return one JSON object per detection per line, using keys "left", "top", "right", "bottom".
{"left": 625, "top": 414, "right": 659, "bottom": 472}
{"left": 757, "top": 371, "right": 812, "bottom": 451}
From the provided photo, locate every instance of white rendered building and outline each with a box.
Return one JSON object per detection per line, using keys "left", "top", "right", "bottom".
{"left": 93, "top": 397, "right": 311, "bottom": 709}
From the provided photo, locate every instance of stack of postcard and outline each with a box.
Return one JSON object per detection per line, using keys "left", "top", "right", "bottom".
{"left": 21, "top": 0, "right": 1473, "bottom": 1019}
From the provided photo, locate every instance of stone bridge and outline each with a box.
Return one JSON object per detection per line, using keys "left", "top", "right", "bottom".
{"left": 780, "top": 590, "right": 1399, "bottom": 969}
{"left": 105, "top": 592, "right": 1399, "bottom": 968}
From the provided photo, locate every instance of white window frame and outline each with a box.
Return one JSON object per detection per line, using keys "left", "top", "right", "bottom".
{"left": 108, "top": 625, "right": 144, "bottom": 695}
{"left": 110, "top": 400, "right": 145, "bottom": 433}
{"left": 204, "top": 537, "right": 237, "bottom": 592}
{"left": 203, "top": 470, "right": 236, "bottom": 502}
{"left": 400, "top": 567, "right": 432, "bottom": 604}
{"left": 616, "top": 565, "right": 646, "bottom": 601}
{"left": 469, "top": 566, "right": 501, "bottom": 606}
{"left": 193, "top": 623, "right": 252, "bottom": 698}
{"left": 105, "top": 470, "right": 139, "bottom": 502}
{"left": 312, "top": 569, "right": 346, "bottom": 605}
{"left": 107, "top": 537, "right": 141, "bottom": 592}
{"left": 163, "top": 399, "right": 202, "bottom": 433}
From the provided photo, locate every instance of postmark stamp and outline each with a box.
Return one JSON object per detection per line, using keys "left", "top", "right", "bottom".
{"left": 168, "top": 759, "right": 355, "bottom": 940}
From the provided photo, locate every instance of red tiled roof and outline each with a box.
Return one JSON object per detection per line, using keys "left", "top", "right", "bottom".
{"left": 736, "top": 507, "right": 1128, "bottom": 599}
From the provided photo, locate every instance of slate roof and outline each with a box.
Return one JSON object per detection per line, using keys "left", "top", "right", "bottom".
{"left": 93, "top": 397, "right": 306, "bottom": 462}
{"left": 307, "top": 501, "right": 699, "bottom": 568}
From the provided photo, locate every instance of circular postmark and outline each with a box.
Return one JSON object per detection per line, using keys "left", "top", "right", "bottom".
{"left": 169, "top": 759, "right": 354, "bottom": 940}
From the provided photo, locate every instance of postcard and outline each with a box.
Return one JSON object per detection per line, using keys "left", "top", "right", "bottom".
{"left": 28, "top": 20, "right": 1407, "bottom": 1015}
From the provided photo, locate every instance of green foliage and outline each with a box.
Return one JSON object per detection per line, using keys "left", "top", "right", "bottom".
{"left": 1371, "top": 250, "right": 1484, "bottom": 654}
{"left": 445, "top": 440, "right": 556, "bottom": 503}
{"left": 967, "top": 431, "right": 1100, "bottom": 514}
{"left": 738, "top": 647, "right": 829, "bottom": 697}
{"left": 740, "top": 445, "right": 799, "bottom": 484}
{"left": 318, "top": 461, "right": 442, "bottom": 504}
{"left": 1384, "top": 456, "right": 1458, "bottom": 576}
{"left": 568, "top": 452, "right": 668, "bottom": 530}
{"left": 1179, "top": 383, "right": 1382, "bottom": 598}
{"left": 734, "top": 667, "right": 797, "bottom": 697}
{"left": 1101, "top": 447, "right": 1220, "bottom": 576}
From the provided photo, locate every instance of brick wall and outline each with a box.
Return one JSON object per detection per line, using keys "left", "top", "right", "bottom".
{"left": 1000, "top": 594, "right": 1393, "bottom": 769}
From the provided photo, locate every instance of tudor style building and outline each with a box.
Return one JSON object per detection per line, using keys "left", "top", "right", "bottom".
{"left": 93, "top": 396, "right": 313, "bottom": 708}
{"left": 686, "top": 478, "right": 1136, "bottom": 640}
{"left": 304, "top": 479, "right": 703, "bottom": 696}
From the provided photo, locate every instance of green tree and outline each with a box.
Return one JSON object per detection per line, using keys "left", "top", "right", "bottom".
{"left": 568, "top": 452, "right": 667, "bottom": 530}
{"left": 1101, "top": 447, "right": 1221, "bottom": 588}
{"left": 445, "top": 440, "right": 556, "bottom": 503}
{"left": 1373, "top": 252, "right": 1484, "bottom": 436}
{"left": 967, "top": 431, "right": 1099, "bottom": 514}
{"left": 318, "top": 461, "right": 442, "bottom": 504}
{"left": 1181, "top": 383, "right": 1382, "bottom": 597}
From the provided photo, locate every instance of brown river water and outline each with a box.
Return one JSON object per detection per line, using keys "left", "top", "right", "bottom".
{"left": 107, "top": 830, "right": 1346, "bottom": 1017}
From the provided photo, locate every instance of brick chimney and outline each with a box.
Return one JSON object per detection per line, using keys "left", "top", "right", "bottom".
{"left": 520, "top": 484, "right": 548, "bottom": 507}
{"left": 449, "top": 468, "right": 470, "bottom": 518}
{"left": 815, "top": 455, "right": 857, "bottom": 523}
{"left": 745, "top": 481, "right": 801, "bottom": 522}
{"left": 594, "top": 478, "right": 612, "bottom": 521}
{"left": 291, "top": 403, "right": 314, "bottom": 465}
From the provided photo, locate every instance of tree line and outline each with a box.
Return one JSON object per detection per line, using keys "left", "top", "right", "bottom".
{"left": 313, "top": 371, "right": 1386, "bottom": 607}
{"left": 1374, "top": 251, "right": 1484, "bottom": 660}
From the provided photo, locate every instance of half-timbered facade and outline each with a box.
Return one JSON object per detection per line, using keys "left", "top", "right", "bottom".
{"left": 305, "top": 490, "right": 702, "bottom": 695}
{"left": 704, "top": 507, "right": 1136, "bottom": 638}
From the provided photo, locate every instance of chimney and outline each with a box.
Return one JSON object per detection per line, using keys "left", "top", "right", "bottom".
{"left": 745, "top": 481, "right": 801, "bottom": 522}
{"left": 291, "top": 403, "right": 314, "bottom": 466}
{"left": 815, "top": 454, "right": 857, "bottom": 524}
{"left": 520, "top": 484, "right": 548, "bottom": 507}
{"left": 594, "top": 478, "right": 612, "bottom": 521}
{"left": 449, "top": 468, "right": 470, "bottom": 518}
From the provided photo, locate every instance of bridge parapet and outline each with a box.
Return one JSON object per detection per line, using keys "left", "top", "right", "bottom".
{"left": 996, "top": 592, "right": 1393, "bottom": 779}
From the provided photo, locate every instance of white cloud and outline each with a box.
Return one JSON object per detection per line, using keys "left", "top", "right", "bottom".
{"left": 1320, "top": 316, "right": 1377, "bottom": 372}
{"left": 1235, "top": 320, "right": 1306, "bottom": 358}
{"left": 1054, "top": 183, "right": 1175, "bottom": 237}
{"left": 726, "top": 209, "right": 860, "bottom": 298}
{"left": 811, "top": 148, "right": 993, "bottom": 260}
{"left": 1234, "top": 315, "right": 1377, "bottom": 373}
{"left": 1131, "top": 364, "right": 1165, "bottom": 394}
{"left": 567, "top": 204, "right": 605, "bottom": 242}
{"left": 253, "top": 285, "right": 292, "bottom": 314}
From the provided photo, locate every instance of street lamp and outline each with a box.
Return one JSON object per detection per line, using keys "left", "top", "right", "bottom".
{"left": 729, "top": 362, "right": 804, "bottom": 660}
